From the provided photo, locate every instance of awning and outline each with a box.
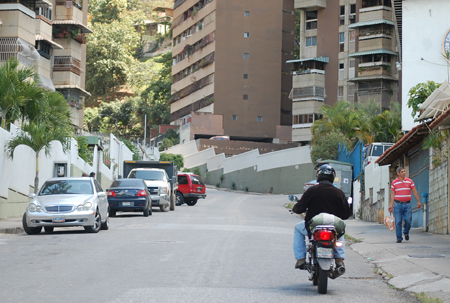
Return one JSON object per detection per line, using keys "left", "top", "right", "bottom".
{"left": 348, "top": 19, "right": 395, "bottom": 28}
{"left": 348, "top": 49, "right": 397, "bottom": 57}
{"left": 376, "top": 123, "right": 430, "bottom": 166}
{"left": 52, "top": 20, "right": 93, "bottom": 34}
{"left": 37, "top": 74, "right": 55, "bottom": 91}
{"left": 35, "top": 34, "right": 63, "bottom": 49}
{"left": 286, "top": 56, "right": 329, "bottom": 64}
{"left": 17, "top": 38, "right": 40, "bottom": 61}
{"left": 37, "top": 0, "right": 53, "bottom": 6}
{"left": 54, "top": 85, "right": 91, "bottom": 97}
{"left": 417, "top": 80, "right": 450, "bottom": 121}
{"left": 348, "top": 75, "right": 398, "bottom": 82}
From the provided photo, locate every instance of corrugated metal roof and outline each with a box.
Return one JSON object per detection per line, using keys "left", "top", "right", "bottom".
{"left": 35, "top": 35, "right": 63, "bottom": 49}
{"left": 52, "top": 20, "right": 93, "bottom": 34}
{"left": 286, "top": 56, "right": 329, "bottom": 64}
{"left": 348, "top": 19, "right": 395, "bottom": 28}
{"left": 348, "top": 49, "right": 398, "bottom": 57}
{"left": 348, "top": 75, "right": 399, "bottom": 82}
{"left": 54, "top": 85, "right": 91, "bottom": 97}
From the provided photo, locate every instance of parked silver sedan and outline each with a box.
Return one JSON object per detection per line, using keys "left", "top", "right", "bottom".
{"left": 22, "top": 177, "right": 109, "bottom": 235}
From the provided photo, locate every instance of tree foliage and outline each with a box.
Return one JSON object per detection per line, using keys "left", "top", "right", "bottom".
{"left": 159, "top": 153, "right": 184, "bottom": 169}
{"left": 310, "top": 130, "right": 351, "bottom": 164}
{"left": 407, "top": 81, "right": 441, "bottom": 119}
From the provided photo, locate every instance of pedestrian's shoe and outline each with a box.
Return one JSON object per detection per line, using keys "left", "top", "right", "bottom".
{"left": 396, "top": 239, "right": 402, "bottom": 243}
{"left": 405, "top": 234, "right": 409, "bottom": 241}
{"left": 335, "top": 258, "right": 345, "bottom": 269}
{"left": 295, "top": 258, "right": 306, "bottom": 269}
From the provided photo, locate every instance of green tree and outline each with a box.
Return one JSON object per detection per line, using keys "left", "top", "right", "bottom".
{"left": 76, "top": 136, "right": 93, "bottom": 164}
{"left": 5, "top": 91, "right": 73, "bottom": 193}
{"left": 0, "top": 58, "right": 44, "bottom": 129}
{"left": 369, "top": 102, "right": 403, "bottom": 143}
{"left": 159, "top": 153, "right": 184, "bottom": 169}
{"left": 310, "top": 129, "right": 351, "bottom": 164}
{"left": 122, "top": 139, "right": 140, "bottom": 160}
{"left": 407, "top": 81, "right": 441, "bottom": 119}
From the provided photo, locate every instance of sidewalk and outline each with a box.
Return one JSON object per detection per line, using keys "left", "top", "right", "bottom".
{"left": 346, "top": 219, "right": 450, "bottom": 302}
{"left": 0, "top": 217, "right": 23, "bottom": 234}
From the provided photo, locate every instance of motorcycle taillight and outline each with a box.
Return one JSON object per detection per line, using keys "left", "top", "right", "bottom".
{"left": 313, "top": 229, "right": 335, "bottom": 241}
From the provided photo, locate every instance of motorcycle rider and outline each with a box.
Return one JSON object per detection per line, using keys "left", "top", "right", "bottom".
{"left": 292, "top": 164, "right": 351, "bottom": 270}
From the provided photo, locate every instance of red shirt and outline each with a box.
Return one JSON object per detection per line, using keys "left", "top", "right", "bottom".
{"left": 391, "top": 177, "right": 415, "bottom": 202}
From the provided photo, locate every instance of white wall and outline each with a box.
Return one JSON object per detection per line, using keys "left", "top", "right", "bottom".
{"left": 364, "top": 162, "right": 391, "bottom": 215}
{"left": 402, "top": 0, "right": 450, "bottom": 131}
{"left": 184, "top": 147, "right": 215, "bottom": 169}
{"left": 165, "top": 139, "right": 198, "bottom": 157}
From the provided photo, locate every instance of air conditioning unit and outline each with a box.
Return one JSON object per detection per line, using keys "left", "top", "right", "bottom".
{"left": 349, "top": 14, "right": 355, "bottom": 20}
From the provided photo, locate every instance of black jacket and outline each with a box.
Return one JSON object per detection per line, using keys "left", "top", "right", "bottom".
{"left": 292, "top": 181, "right": 351, "bottom": 225}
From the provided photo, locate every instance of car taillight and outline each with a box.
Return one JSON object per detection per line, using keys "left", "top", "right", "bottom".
{"left": 313, "top": 229, "right": 335, "bottom": 241}
{"left": 108, "top": 191, "right": 116, "bottom": 197}
{"left": 137, "top": 190, "right": 147, "bottom": 197}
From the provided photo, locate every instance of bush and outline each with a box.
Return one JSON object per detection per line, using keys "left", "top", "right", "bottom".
{"left": 245, "top": 187, "right": 249, "bottom": 192}
{"left": 216, "top": 182, "right": 220, "bottom": 188}
{"left": 231, "top": 182, "right": 236, "bottom": 190}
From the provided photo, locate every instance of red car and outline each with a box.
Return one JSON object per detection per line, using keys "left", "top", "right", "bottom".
{"left": 176, "top": 173, "right": 206, "bottom": 206}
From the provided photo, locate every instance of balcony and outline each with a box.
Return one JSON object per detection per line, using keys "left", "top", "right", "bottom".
{"left": 289, "top": 86, "right": 326, "bottom": 102}
{"left": 294, "top": 0, "right": 326, "bottom": 10}
{"left": 53, "top": 55, "right": 81, "bottom": 75}
{"left": 359, "top": 36, "right": 393, "bottom": 52}
{"left": 55, "top": 0, "right": 83, "bottom": 23}
{"left": 357, "top": 62, "right": 392, "bottom": 77}
{"left": 359, "top": 6, "right": 393, "bottom": 23}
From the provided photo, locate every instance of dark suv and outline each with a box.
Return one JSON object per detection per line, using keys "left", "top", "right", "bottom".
{"left": 176, "top": 173, "right": 206, "bottom": 206}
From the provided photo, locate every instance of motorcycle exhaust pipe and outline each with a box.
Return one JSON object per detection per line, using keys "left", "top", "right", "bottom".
{"left": 329, "top": 266, "right": 346, "bottom": 279}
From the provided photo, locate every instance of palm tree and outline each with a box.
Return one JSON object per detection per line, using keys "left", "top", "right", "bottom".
{"left": 369, "top": 102, "right": 403, "bottom": 143}
{"left": 0, "top": 58, "right": 44, "bottom": 129}
{"left": 5, "top": 90, "right": 73, "bottom": 193}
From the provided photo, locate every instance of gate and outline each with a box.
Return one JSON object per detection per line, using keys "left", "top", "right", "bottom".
{"left": 409, "top": 149, "right": 429, "bottom": 228}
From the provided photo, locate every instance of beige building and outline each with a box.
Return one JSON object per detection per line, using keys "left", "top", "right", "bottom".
{"left": 171, "top": 0, "right": 295, "bottom": 143}
{"left": 289, "top": 0, "right": 400, "bottom": 144}
{"left": 0, "top": 0, "right": 91, "bottom": 131}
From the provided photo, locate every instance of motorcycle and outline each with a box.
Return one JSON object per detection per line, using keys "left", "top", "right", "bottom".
{"left": 289, "top": 195, "right": 346, "bottom": 294}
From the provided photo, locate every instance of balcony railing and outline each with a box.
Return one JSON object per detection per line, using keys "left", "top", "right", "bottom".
{"left": 53, "top": 56, "right": 82, "bottom": 75}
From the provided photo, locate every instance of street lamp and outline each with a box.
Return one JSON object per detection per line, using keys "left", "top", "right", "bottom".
{"left": 99, "top": 114, "right": 118, "bottom": 137}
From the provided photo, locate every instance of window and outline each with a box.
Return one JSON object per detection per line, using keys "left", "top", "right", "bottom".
{"left": 339, "top": 6, "right": 345, "bottom": 25}
{"left": 340, "top": 6, "right": 345, "bottom": 15}
{"left": 339, "top": 32, "right": 345, "bottom": 52}
{"left": 306, "top": 10, "right": 318, "bottom": 30}
{"left": 232, "top": 115, "right": 237, "bottom": 120}
{"left": 244, "top": 53, "right": 249, "bottom": 58}
{"left": 351, "top": 4, "right": 356, "bottom": 14}
{"left": 244, "top": 32, "right": 250, "bottom": 38}
{"left": 293, "top": 114, "right": 318, "bottom": 125}
{"left": 243, "top": 94, "right": 248, "bottom": 100}
{"left": 339, "top": 62, "right": 344, "bottom": 80}
{"left": 243, "top": 74, "right": 248, "bottom": 79}
{"left": 338, "top": 86, "right": 344, "bottom": 100}
{"left": 306, "top": 36, "right": 317, "bottom": 47}
{"left": 257, "top": 116, "right": 262, "bottom": 122}
{"left": 244, "top": 11, "right": 250, "bottom": 17}
{"left": 178, "top": 175, "right": 188, "bottom": 185}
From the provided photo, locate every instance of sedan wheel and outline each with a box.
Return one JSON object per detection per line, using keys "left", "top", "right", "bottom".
{"left": 160, "top": 203, "right": 170, "bottom": 212}
{"left": 101, "top": 208, "right": 110, "bottom": 230}
{"left": 144, "top": 204, "right": 150, "bottom": 217}
{"left": 22, "top": 213, "right": 42, "bottom": 235}
{"left": 85, "top": 209, "right": 101, "bottom": 233}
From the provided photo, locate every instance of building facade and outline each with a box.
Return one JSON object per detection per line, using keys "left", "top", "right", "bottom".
{"left": 289, "top": 0, "right": 401, "bottom": 144}
{"left": 171, "top": 0, "right": 295, "bottom": 143}
{"left": 0, "top": 0, "right": 91, "bottom": 131}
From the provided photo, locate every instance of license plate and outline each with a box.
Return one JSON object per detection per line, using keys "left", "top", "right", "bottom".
{"left": 316, "top": 247, "right": 333, "bottom": 258}
{"left": 122, "top": 202, "right": 134, "bottom": 206}
{"left": 197, "top": 188, "right": 202, "bottom": 192}
{"left": 52, "top": 216, "right": 65, "bottom": 223}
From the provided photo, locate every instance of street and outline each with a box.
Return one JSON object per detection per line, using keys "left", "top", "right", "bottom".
{"left": 0, "top": 189, "right": 418, "bottom": 303}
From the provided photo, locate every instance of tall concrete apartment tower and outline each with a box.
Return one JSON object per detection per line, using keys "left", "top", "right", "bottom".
{"left": 171, "top": 0, "right": 295, "bottom": 143}
{"left": 0, "top": 0, "right": 91, "bottom": 131}
{"left": 289, "top": 0, "right": 400, "bottom": 144}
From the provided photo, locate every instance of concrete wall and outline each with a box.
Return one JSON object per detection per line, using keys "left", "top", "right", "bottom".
{"left": 402, "top": 0, "right": 450, "bottom": 131}
{"left": 0, "top": 125, "right": 132, "bottom": 219}
{"left": 363, "top": 161, "right": 391, "bottom": 223}
{"left": 428, "top": 160, "right": 448, "bottom": 234}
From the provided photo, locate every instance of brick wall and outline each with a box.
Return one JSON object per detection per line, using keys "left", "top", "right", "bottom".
{"left": 428, "top": 160, "right": 448, "bottom": 234}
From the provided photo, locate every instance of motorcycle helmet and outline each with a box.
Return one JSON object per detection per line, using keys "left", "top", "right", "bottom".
{"left": 316, "top": 164, "right": 336, "bottom": 183}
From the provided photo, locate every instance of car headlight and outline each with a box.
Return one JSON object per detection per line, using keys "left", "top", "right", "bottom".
{"left": 77, "top": 202, "right": 93, "bottom": 211}
{"left": 159, "top": 187, "right": 168, "bottom": 194}
{"left": 28, "top": 203, "right": 42, "bottom": 212}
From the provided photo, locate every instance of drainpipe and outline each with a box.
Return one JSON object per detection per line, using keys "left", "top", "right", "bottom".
{"left": 422, "top": 192, "right": 428, "bottom": 232}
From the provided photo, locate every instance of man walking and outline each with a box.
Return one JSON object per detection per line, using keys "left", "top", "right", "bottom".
{"left": 388, "top": 167, "right": 421, "bottom": 243}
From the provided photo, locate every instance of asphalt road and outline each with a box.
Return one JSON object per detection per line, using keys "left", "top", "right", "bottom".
{"left": 0, "top": 189, "right": 419, "bottom": 303}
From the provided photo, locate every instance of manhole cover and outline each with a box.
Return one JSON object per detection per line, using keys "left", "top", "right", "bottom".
{"left": 408, "top": 254, "right": 444, "bottom": 258}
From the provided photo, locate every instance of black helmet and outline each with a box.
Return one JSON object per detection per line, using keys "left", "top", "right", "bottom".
{"left": 316, "top": 164, "right": 336, "bottom": 183}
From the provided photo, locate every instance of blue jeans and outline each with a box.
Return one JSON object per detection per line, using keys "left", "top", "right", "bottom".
{"left": 394, "top": 202, "right": 412, "bottom": 241}
{"left": 293, "top": 221, "right": 345, "bottom": 260}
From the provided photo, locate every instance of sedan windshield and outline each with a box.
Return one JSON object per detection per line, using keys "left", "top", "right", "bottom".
{"left": 39, "top": 180, "right": 93, "bottom": 195}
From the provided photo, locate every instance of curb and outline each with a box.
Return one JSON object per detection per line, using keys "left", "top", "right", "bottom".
{"left": 0, "top": 227, "right": 24, "bottom": 234}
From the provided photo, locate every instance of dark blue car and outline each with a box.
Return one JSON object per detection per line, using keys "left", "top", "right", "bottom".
{"left": 107, "top": 179, "right": 151, "bottom": 217}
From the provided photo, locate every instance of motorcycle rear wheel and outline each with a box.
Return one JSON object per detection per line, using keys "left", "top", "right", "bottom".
{"left": 317, "top": 268, "right": 329, "bottom": 294}
{"left": 312, "top": 263, "right": 319, "bottom": 286}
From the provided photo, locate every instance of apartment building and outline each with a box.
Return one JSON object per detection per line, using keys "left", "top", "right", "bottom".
{"left": 0, "top": 0, "right": 91, "bottom": 131}
{"left": 289, "top": 0, "right": 400, "bottom": 144}
{"left": 171, "top": 0, "right": 295, "bottom": 143}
